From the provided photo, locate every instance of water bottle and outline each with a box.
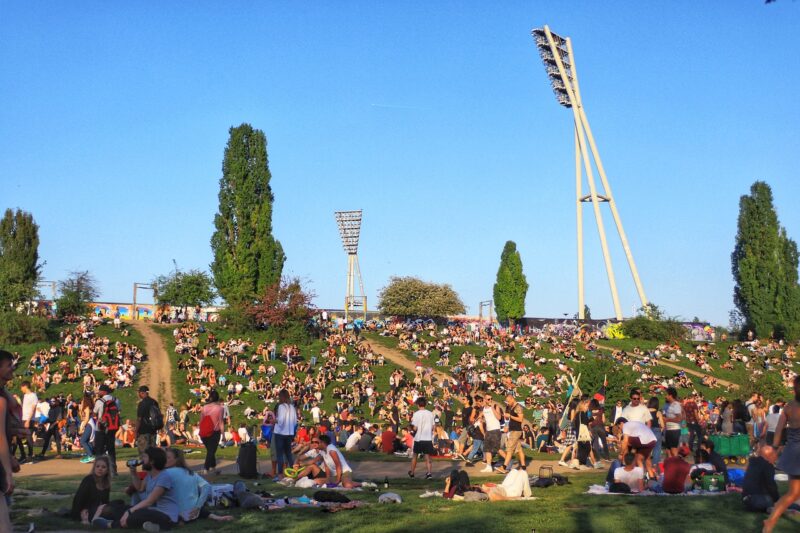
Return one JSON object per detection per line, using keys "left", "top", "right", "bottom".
{"left": 384, "top": 476, "right": 389, "bottom": 489}
{"left": 709, "top": 477, "right": 718, "bottom": 492}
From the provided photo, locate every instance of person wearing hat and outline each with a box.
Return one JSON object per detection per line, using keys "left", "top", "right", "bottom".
{"left": 661, "top": 445, "right": 692, "bottom": 494}
{"left": 136, "top": 385, "right": 160, "bottom": 453}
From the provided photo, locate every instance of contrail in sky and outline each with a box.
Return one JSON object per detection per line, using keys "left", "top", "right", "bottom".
{"left": 370, "top": 103, "right": 427, "bottom": 111}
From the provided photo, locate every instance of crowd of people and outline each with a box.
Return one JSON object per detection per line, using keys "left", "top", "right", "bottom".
{"left": 1, "top": 315, "right": 800, "bottom": 531}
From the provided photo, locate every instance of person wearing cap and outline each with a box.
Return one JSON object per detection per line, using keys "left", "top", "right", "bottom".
{"left": 93, "top": 385, "right": 120, "bottom": 475}
{"left": 136, "top": 385, "right": 159, "bottom": 453}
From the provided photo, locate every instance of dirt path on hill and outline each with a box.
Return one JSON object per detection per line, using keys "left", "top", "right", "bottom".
{"left": 369, "top": 341, "right": 455, "bottom": 387}
{"left": 129, "top": 321, "right": 176, "bottom": 406}
{"left": 596, "top": 343, "right": 739, "bottom": 390}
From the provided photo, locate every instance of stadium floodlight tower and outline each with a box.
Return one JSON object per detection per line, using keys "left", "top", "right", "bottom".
{"left": 334, "top": 210, "right": 367, "bottom": 322}
{"left": 532, "top": 25, "right": 648, "bottom": 321}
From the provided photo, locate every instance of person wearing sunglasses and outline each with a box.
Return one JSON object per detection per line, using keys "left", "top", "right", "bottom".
{"left": 621, "top": 390, "right": 652, "bottom": 427}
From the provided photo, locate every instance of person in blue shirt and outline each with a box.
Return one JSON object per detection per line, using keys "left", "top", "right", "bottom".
{"left": 92, "top": 446, "right": 179, "bottom": 530}
{"left": 164, "top": 448, "right": 232, "bottom": 524}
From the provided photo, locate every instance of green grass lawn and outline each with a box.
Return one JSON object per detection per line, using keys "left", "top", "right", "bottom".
{"left": 6, "top": 322, "right": 147, "bottom": 420}
{"left": 13, "top": 470, "right": 800, "bottom": 532}
{"left": 155, "top": 325, "right": 416, "bottom": 431}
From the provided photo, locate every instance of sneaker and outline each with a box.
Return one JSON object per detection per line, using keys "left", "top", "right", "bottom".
{"left": 558, "top": 460, "right": 568, "bottom": 467}
{"left": 479, "top": 465, "right": 493, "bottom": 473}
{"left": 142, "top": 522, "right": 161, "bottom": 532}
{"left": 408, "top": 470, "right": 415, "bottom": 479}
{"left": 91, "top": 517, "right": 112, "bottom": 529}
{"left": 80, "top": 456, "right": 95, "bottom": 464}
{"left": 495, "top": 466, "right": 508, "bottom": 474}
{"left": 425, "top": 472, "right": 432, "bottom": 480}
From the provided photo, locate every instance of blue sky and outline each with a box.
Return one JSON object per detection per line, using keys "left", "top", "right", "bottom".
{"left": 1, "top": 2, "right": 799, "bottom": 325}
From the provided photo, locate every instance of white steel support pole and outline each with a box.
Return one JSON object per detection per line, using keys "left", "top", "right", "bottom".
{"left": 545, "top": 27, "right": 622, "bottom": 320}
{"left": 575, "top": 126, "right": 585, "bottom": 320}
{"left": 565, "top": 36, "right": 646, "bottom": 313}
{"left": 576, "top": 108, "right": 648, "bottom": 309}
{"left": 355, "top": 255, "right": 367, "bottom": 319}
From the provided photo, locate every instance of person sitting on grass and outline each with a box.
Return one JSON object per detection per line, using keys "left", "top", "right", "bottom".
{"left": 92, "top": 446, "right": 179, "bottom": 530}
{"left": 607, "top": 453, "right": 644, "bottom": 493}
{"left": 661, "top": 446, "right": 692, "bottom": 494}
{"left": 319, "top": 434, "right": 361, "bottom": 488}
{"left": 71, "top": 455, "right": 111, "bottom": 525}
{"left": 164, "top": 448, "right": 233, "bottom": 524}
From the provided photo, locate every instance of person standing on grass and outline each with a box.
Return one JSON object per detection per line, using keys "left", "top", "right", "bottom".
{"left": 408, "top": 397, "right": 435, "bottom": 479}
{"left": 93, "top": 384, "right": 120, "bottom": 475}
{"left": 273, "top": 389, "right": 297, "bottom": 481}
{"left": 19, "top": 381, "right": 37, "bottom": 463}
{"left": 764, "top": 375, "right": 800, "bottom": 533}
{"left": 662, "top": 388, "right": 683, "bottom": 458}
{"left": 198, "top": 389, "right": 224, "bottom": 475}
{"left": 498, "top": 394, "right": 526, "bottom": 474}
{"left": 0, "top": 350, "right": 22, "bottom": 533}
{"left": 480, "top": 395, "right": 504, "bottom": 474}
{"left": 135, "top": 385, "right": 159, "bottom": 452}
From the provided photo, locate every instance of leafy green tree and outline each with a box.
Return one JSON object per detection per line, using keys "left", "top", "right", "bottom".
{"left": 732, "top": 181, "right": 800, "bottom": 339}
{"left": 55, "top": 270, "right": 99, "bottom": 318}
{"left": 152, "top": 268, "right": 216, "bottom": 314}
{"left": 493, "top": 241, "right": 528, "bottom": 325}
{"left": 210, "top": 124, "right": 285, "bottom": 305}
{"left": 378, "top": 276, "right": 466, "bottom": 318}
{"left": 0, "top": 208, "right": 42, "bottom": 309}
{"left": 577, "top": 355, "right": 638, "bottom": 408}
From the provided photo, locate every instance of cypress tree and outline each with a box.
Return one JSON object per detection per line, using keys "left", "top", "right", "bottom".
{"left": 493, "top": 241, "right": 528, "bottom": 325}
{"left": 211, "top": 124, "right": 285, "bottom": 304}
{"left": 0, "top": 208, "right": 42, "bottom": 308}
{"left": 732, "top": 181, "right": 800, "bottom": 338}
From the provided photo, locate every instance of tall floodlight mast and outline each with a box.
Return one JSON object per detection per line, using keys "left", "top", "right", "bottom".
{"left": 532, "top": 26, "right": 648, "bottom": 320}
{"left": 334, "top": 210, "right": 367, "bottom": 322}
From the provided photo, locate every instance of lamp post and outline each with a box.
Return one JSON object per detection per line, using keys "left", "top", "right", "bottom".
{"left": 532, "top": 26, "right": 648, "bottom": 321}
{"left": 334, "top": 210, "right": 367, "bottom": 322}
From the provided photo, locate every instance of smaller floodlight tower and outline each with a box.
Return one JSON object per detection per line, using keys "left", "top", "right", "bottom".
{"left": 334, "top": 210, "right": 367, "bottom": 322}
{"left": 532, "top": 25, "right": 648, "bottom": 321}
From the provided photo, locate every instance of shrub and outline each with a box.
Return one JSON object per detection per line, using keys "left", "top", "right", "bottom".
{"left": 620, "top": 316, "right": 686, "bottom": 341}
{"left": 0, "top": 311, "right": 54, "bottom": 345}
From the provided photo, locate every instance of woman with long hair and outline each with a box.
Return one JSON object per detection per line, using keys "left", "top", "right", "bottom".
{"left": 199, "top": 389, "right": 224, "bottom": 475}
{"left": 648, "top": 397, "right": 665, "bottom": 466}
{"left": 273, "top": 389, "right": 298, "bottom": 481}
{"left": 764, "top": 376, "right": 800, "bottom": 533}
{"left": 78, "top": 392, "right": 96, "bottom": 462}
{"left": 71, "top": 455, "right": 111, "bottom": 525}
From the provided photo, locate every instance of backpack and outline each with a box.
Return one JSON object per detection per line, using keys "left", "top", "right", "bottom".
{"left": 148, "top": 402, "right": 164, "bottom": 431}
{"left": 199, "top": 414, "right": 215, "bottom": 438}
{"left": 101, "top": 397, "right": 120, "bottom": 431}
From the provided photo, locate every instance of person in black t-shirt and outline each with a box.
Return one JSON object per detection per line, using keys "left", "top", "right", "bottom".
{"left": 135, "top": 386, "right": 159, "bottom": 452}
{"left": 742, "top": 445, "right": 800, "bottom": 513}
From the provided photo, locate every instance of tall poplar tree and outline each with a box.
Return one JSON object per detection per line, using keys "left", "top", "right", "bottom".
{"left": 211, "top": 124, "right": 285, "bottom": 304}
{"left": 0, "top": 208, "right": 42, "bottom": 308}
{"left": 732, "top": 181, "right": 800, "bottom": 339}
{"left": 493, "top": 240, "right": 528, "bottom": 325}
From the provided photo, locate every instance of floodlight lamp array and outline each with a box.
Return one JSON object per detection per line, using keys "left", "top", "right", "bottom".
{"left": 334, "top": 210, "right": 362, "bottom": 255}
{"left": 532, "top": 27, "right": 574, "bottom": 108}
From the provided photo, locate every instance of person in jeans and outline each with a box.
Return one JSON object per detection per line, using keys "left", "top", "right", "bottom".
{"left": 273, "top": 389, "right": 297, "bottom": 481}
{"left": 200, "top": 389, "right": 224, "bottom": 475}
{"left": 92, "top": 447, "right": 180, "bottom": 530}
{"left": 135, "top": 386, "right": 159, "bottom": 452}
{"left": 683, "top": 394, "right": 704, "bottom": 452}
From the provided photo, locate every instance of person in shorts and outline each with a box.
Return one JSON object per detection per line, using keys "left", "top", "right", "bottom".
{"left": 615, "top": 418, "right": 657, "bottom": 477}
{"left": 409, "top": 397, "right": 435, "bottom": 479}
{"left": 662, "top": 387, "right": 684, "bottom": 457}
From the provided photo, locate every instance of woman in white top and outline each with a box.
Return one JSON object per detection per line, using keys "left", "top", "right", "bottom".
{"left": 319, "top": 434, "right": 360, "bottom": 488}
{"left": 273, "top": 389, "right": 297, "bottom": 480}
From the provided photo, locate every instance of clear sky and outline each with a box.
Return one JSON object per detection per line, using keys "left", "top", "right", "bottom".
{"left": 2, "top": 2, "right": 799, "bottom": 325}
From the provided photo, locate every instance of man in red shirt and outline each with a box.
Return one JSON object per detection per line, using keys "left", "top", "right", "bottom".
{"left": 662, "top": 447, "right": 692, "bottom": 494}
{"left": 683, "top": 395, "right": 703, "bottom": 452}
{"left": 379, "top": 424, "right": 397, "bottom": 454}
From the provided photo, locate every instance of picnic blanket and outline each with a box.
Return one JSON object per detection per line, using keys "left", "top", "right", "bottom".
{"left": 586, "top": 484, "right": 729, "bottom": 496}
